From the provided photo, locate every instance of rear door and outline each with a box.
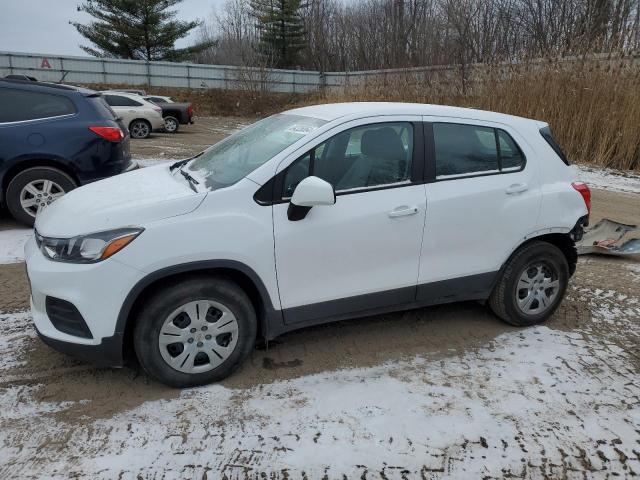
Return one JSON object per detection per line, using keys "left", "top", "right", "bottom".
{"left": 418, "top": 118, "right": 542, "bottom": 298}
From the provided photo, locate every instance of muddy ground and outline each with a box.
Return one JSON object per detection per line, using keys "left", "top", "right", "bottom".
{"left": 0, "top": 117, "right": 639, "bottom": 478}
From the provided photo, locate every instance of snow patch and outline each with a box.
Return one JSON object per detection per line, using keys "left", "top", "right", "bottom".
{"left": 575, "top": 164, "right": 640, "bottom": 194}
{"left": 1, "top": 302, "right": 638, "bottom": 478}
{"left": 0, "top": 311, "right": 34, "bottom": 370}
{"left": 0, "top": 229, "right": 32, "bottom": 264}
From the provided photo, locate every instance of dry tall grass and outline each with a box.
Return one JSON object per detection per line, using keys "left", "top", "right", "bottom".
{"left": 308, "top": 58, "right": 640, "bottom": 171}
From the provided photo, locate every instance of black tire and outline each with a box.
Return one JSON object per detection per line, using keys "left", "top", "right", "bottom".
{"left": 133, "top": 275, "right": 257, "bottom": 388}
{"left": 5, "top": 167, "right": 76, "bottom": 226}
{"left": 129, "top": 119, "right": 152, "bottom": 139}
{"left": 163, "top": 116, "right": 179, "bottom": 133}
{"left": 489, "top": 241, "right": 569, "bottom": 326}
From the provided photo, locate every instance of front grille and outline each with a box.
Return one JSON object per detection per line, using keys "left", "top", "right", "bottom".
{"left": 45, "top": 296, "right": 93, "bottom": 339}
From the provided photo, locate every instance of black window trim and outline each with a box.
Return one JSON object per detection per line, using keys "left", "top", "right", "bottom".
{"left": 425, "top": 121, "right": 527, "bottom": 183}
{"left": 255, "top": 120, "right": 426, "bottom": 205}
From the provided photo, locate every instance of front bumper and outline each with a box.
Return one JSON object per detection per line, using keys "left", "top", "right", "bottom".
{"left": 36, "top": 327, "right": 124, "bottom": 367}
{"left": 25, "top": 236, "right": 143, "bottom": 367}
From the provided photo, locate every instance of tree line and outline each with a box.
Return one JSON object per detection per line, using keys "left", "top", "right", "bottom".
{"left": 195, "top": 0, "right": 640, "bottom": 70}
{"left": 72, "top": 0, "right": 640, "bottom": 70}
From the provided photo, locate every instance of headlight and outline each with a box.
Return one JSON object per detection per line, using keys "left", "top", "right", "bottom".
{"left": 35, "top": 228, "right": 143, "bottom": 263}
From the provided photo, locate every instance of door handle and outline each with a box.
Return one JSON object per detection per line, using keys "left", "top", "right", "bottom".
{"left": 388, "top": 206, "right": 419, "bottom": 218}
{"left": 506, "top": 183, "right": 528, "bottom": 195}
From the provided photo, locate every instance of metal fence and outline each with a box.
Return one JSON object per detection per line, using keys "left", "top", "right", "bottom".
{"left": 0, "top": 51, "right": 326, "bottom": 93}
{"left": 1, "top": 50, "right": 637, "bottom": 94}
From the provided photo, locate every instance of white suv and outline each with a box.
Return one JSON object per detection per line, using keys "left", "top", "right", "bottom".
{"left": 25, "top": 103, "right": 591, "bottom": 387}
{"left": 101, "top": 91, "right": 164, "bottom": 138}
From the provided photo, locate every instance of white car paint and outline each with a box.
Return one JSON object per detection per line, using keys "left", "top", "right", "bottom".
{"left": 100, "top": 91, "right": 164, "bottom": 133}
{"left": 24, "top": 102, "right": 588, "bottom": 365}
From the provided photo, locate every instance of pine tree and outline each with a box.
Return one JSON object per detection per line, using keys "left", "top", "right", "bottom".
{"left": 71, "top": 0, "right": 212, "bottom": 61}
{"left": 251, "top": 0, "right": 307, "bottom": 68}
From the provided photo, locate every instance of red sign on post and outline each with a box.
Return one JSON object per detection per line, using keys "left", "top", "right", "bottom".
{"left": 40, "top": 58, "right": 52, "bottom": 69}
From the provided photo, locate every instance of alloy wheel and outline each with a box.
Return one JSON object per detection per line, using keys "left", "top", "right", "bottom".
{"left": 19, "top": 179, "right": 65, "bottom": 218}
{"left": 131, "top": 121, "right": 150, "bottom": 138}
{"left": 164, "top": 117, "right": 178, "bottom": 132}
{"left": 158, "top": 300, "right": 239, "bottom": 374}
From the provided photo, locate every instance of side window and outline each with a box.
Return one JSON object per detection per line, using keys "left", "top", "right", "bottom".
{"left": 104, "top": 95, "right": 141, "bottom": 107}
{"left": 497, "top": 130, "right": 525, "bottom": 170}
{"left": 0, "top": 88, "right": 76, "bottom": 123}
{"left": 433, "top": 123, "right": 498, "bottom": 177}
{"left": 433, "top": 123, "right": 524, "bottom": 178}
{"left": 282, "top": 122, "right": 413, "bottom": 197}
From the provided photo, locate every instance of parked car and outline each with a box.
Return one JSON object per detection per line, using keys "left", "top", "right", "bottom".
{"left": 0, "top": 79, "right": 134, "bottom": 225}
{"left": 100, "top": 91, "right": 164, "bottom": 139}
{"left": 25, "top": 103, "right": 590, "bottom": 388}
{"left": 144, "top": 95, "right": 173, "bottom": 103}
{"left": 4, "top": 74, "right": 38, "bottom": 81}
{"left": 143, "top": 95, "right": 194, "bottom": 133}
{"left": 107, "top": 88, "right": 147, "bottom": 96}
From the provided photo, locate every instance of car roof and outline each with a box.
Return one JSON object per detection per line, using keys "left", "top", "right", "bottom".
{"left": 284, "top": 102, "right": 539, "bottom": 126}
{"left": 0, "top": 78, "right": 97, "bottom": 96}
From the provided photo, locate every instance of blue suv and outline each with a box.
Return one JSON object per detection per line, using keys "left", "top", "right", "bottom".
{"left": 0, "top": 79, "right": 135, "bottom": 225}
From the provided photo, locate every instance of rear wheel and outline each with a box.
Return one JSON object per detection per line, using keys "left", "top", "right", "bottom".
{"left": 489, "top": 241, "right": 569, "bottom": 326}
{"left": 133, "top": 276, "right": 257, "bottom": 388}
{"left": 129, "top": 119, "right": 151, "bottom": 139}
{"left": 5, "top": 167, "right": 76, "bottom": 226}
{"left": 163, "top": 116, "right": 179, "bottom": 133}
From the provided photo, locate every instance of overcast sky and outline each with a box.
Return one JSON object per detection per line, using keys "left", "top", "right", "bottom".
{"left": 0, "top": 0, "right": 224, "bottom": 56}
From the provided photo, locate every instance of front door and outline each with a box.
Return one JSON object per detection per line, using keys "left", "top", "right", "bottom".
{"left": 272, "top": 118, "right": 426, "bottom": 324}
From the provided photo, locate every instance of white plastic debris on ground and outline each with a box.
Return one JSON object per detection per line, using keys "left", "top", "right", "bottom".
{"left": 575, "top": 164, "right": 640, "bottom": 194}
{"left": 0, "top": 229, "right": 32, "bottom": 264}
{"left": 1, "top": 288, "right": 639, "bottom": 478}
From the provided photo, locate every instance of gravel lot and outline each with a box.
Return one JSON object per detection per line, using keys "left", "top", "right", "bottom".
{"left": 0, "top": 117, "right": 639, "bottom": 478}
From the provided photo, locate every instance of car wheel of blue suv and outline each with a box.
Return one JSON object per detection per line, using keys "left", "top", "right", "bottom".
{"left": 6, "top": 166, "right": 76, "bottom": 226}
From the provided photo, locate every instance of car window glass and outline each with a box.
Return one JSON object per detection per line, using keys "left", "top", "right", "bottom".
{"left": 498, "top": 130, "right": 525, "bottom": 170}
{"left": 188, "top": 114, "right": 327, "bottom": 190}
{"left": 104, "top": 95, "right": 141, "bottom": 107}
{"left": 433, "top": 123, "right": 499, "bottom": 177}
{"left": 283, "top": 122, "right": 413, "bottom": 197}
{"left": 0, "top": 88, "right": 76, "bottom": 122}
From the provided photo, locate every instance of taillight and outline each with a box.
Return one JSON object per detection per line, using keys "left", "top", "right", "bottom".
{"left": 153, "top": 106, "right": 162, "bottom": 113}
{"left": 572, "top": 182, "right": 591, "bottom": 214}
{"left": 187, "top": 105, "right": 193, "bottom": 116}
{"left": 89, "top": 126, "right": 124, "bottom": 142}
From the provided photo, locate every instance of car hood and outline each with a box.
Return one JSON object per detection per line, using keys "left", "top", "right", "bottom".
{"left": 35, "top": 164, "right": 205, "bottom": 237}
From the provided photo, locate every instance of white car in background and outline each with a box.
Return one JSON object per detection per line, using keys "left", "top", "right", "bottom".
{"left": 101, "top": 91, "right": 164, "bottom": 139}
{"left": 143, "top": 95, "right": 174, "bottom": 104}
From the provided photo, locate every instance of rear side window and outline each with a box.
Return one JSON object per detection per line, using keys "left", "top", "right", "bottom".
{"left": 539, "top": 126, "right": 569, "bottom": 165}
{"left": 433, "top": 123, "right": 525, "bottom": 178}
{"left": 104, "top": 95, "right": 143, "bottom": 107}
{"left": 0, "top": 88, "right": 76, "bottom": 123}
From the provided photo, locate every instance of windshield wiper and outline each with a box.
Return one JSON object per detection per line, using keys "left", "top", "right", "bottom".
{"left": 170, "top": 151, "right": 203, "bottom": 171}
{"left": 179, "top": 169, "right": 200, "bottom": 192}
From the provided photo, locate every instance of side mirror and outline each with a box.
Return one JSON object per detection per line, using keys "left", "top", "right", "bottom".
{"left": 288, "top": 176, "right": 336, "bottom": 221}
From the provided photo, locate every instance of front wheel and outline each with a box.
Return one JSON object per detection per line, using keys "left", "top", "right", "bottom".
{"left": 129, "top": 119, "right": 152, "bottom": 139}
{"left": 133, "top": 276, "right": 257, "bottom": 388}
{"left": 489, "top": 241, "right": 569, "bottom": 326}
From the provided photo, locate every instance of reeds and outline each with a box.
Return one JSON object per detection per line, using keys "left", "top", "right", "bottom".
{"left": 308, "top": 56, "right": 640, "bottom": 171}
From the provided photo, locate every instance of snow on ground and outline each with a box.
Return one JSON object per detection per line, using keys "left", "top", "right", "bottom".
{"left": 1, "top": 287, "right": 639, "bottom": 478}
{"left": 575, "top": 164, "right": 640, "bottom": 194}
{"left": 0, "top": 229, "right": 32, "bottom": 264}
